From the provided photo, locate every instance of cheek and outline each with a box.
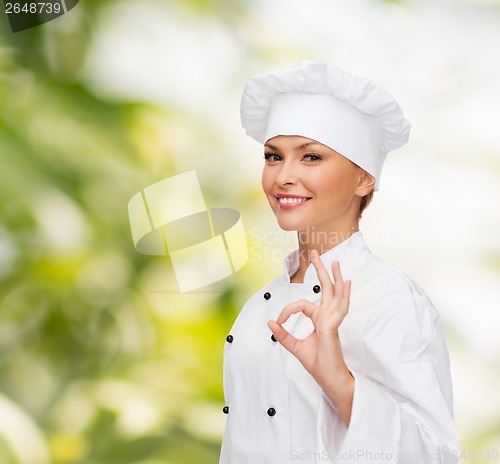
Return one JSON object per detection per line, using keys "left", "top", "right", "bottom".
{"left": 261, "top": 168, "right": 273, "bottom": 195}
{"left": 309, "top": 170, "right": 339, "bottom": 192}
{"left": 309, "top": 169, "right": 354, "bottom": 202}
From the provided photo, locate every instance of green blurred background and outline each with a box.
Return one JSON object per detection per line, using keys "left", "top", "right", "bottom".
{"left": 1, "top": 0, "right": 499, "bottom": 463}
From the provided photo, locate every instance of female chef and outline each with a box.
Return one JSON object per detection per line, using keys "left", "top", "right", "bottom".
{"left": 219, "top": 61, "right": 459, "bottom": 463}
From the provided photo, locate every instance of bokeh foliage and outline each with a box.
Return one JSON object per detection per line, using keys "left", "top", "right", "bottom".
{"left": 0, "top": 1, "right": 254, "bottom": 463}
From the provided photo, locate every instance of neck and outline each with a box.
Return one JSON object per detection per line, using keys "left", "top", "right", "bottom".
{"left": 290, "top": 222, "right": 359, "bottom": 283}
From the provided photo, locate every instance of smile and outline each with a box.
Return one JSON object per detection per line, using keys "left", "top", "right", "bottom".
{"left": 278, "top": 197, "right": 308, "bottom": 204}
{"left": 275, "top": 195, "right": 312, "bottom": 209}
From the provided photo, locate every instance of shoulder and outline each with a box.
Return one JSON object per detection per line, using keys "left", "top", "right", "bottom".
{"left": 349, "top": 252, "right": 443, "bottom": 346}
{"left": 359, "top": 253, "right": 413, "bottom": 293}
{"left": 354, "top": 252, "right": 436, "bottom": 313}
{"left": 351, "top": 255, "right": 447, "bottom": 360}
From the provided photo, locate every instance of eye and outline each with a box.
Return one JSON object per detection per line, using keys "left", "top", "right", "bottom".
{"left": 303, "top": 154, "right": 322, "bottom": 162}
{"left": 263, "top": 153, "right": 282, "bottom": 162}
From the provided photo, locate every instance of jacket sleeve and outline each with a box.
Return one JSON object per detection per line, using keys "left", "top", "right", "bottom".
{"left": 316, "top": 289, "right": 460, "bottom": 464}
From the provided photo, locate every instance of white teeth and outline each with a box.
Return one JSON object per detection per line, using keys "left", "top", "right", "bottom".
{"left": 278, "top": 197, "right": 308, "bottom": 204}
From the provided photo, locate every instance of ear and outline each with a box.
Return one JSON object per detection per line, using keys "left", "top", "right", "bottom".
{"left": 356, "top": 171, "right": 376, "bottom": 196}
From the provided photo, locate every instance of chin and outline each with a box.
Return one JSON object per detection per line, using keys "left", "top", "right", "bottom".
{"left": 278, "top": 225, "right": 297, "bottom": 232}
{"left": 275, "top": 219, "right": 305, "bottom": 232}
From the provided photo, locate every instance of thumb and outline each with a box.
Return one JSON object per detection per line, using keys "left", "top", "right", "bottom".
{"left": 267, "top": 320, "right": 300, "bottom": 356}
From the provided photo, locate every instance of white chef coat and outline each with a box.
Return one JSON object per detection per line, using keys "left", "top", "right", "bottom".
{"left": 219, "top": 231, "right": 459, "bottom": 464}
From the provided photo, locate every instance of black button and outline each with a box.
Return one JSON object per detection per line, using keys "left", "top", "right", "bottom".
{"left": 313, "top": 285, "right": 321, "bottom": 293}
{"left": 226, "top": 335, "right": 234, "bottom": 343}
{"left": 222, "top": 406, "right": 229, "bottom": 414}
{"left": 271, "top": 334, "right": 277, "bottom": 342}
{"left": 264, "top": 292, "right": 271, "bottom": 300}
{"left": 267, "top": 407, "right": 276, "bottom": 417}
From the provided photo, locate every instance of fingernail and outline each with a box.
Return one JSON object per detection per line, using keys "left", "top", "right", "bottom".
{"left": 310, "top": 249, "right": 318, "bottom": 260}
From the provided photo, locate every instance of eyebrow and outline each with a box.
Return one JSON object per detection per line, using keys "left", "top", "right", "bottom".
{"left": 264, "top": 141, "right": 322, "bottom": 151}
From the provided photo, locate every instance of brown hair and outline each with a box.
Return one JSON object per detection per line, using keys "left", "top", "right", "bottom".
{"left": 359, "top": 189, "right": 374, "bottom": 218}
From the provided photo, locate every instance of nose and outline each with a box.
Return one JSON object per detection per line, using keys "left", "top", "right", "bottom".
{"left": 275, "top": 159, "right": 298, "bottom": 187}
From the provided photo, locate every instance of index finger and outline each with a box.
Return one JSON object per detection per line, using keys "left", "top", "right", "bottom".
{"left": 310, "top": 249, "right": 334, "bottom": 299}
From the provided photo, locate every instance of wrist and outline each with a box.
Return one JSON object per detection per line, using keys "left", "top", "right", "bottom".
{"left": 321, "top": 371, "right": 354, "bottom": 427}
{"left": 321, "top": 368, "right": 353, "bottom": 393}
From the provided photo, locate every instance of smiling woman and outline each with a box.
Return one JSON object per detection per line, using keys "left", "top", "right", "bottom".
{"left": 219, "top": 61, "right": 460, "bottom": 464}
{"left": 263, "top": 137, "right": 374, "bottom": 218}
{"left": 262, "top": 136, "right": 374, "bottom": 238}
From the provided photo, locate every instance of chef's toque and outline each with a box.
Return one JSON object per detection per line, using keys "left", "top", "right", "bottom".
{"left": 240, "top": 60, "right": 411, "bottom": 190}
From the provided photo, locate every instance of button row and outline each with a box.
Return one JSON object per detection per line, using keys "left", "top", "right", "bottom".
{"left": 226, "top": 333, "right": 278, "bottom": 343}
{"left": 226, "top": 287, "right": 322, "bottom": 344}
{"left": 222, "top": 406, "right": 277, "bottom": 417}
{"left": 263, "top": 286, "right": 321, "bottom": 300}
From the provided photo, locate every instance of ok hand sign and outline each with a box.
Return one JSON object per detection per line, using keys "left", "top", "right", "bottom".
{"left": 267, "top": 249, "right": 354, "bottom": 426}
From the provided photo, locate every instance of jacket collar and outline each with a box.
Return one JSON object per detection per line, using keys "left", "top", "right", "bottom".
{"left": 283, "top": 231, "right": 370, "bottom": 284}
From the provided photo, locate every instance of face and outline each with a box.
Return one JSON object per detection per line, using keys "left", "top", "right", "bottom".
{"left": 261, "top": 135, "right": 373, "bottom": 237}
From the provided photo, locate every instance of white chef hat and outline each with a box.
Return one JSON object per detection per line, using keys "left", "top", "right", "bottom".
{"left": 240, "top": 60, "right": 411, "bottom": 190}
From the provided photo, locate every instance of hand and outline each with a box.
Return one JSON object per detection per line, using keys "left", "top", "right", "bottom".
{"left": 267, "top": 249, "right": 354, "bottom": 424}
